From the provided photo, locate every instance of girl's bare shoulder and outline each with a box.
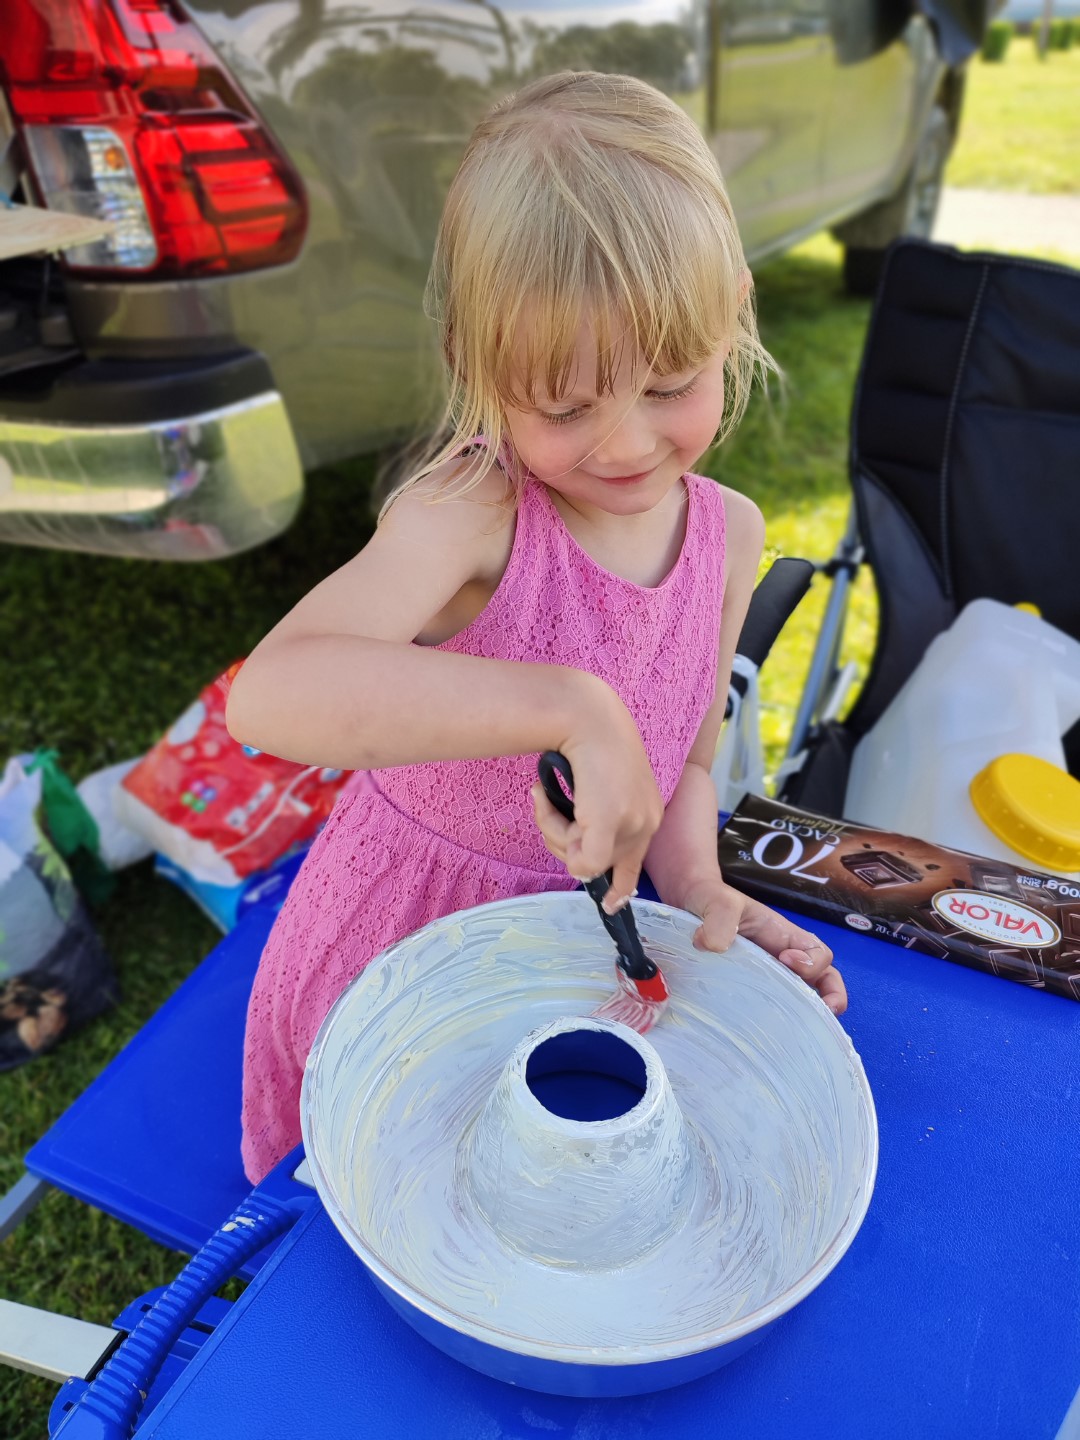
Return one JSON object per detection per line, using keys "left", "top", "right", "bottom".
{"left": 713, "top": 483, "right": 765, "bottom": 558}
{"left": 259, "top": 456, "right": 517, "bottom": 648}
{"left": 382, "top": 454, "right": 517, "bottom": 576}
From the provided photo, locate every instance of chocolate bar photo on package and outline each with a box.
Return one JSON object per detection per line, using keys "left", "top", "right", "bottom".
{"left": 968, "top": 861, "right": 1024, "bottom": 901}
{"left": 840, "top": 851, "right": 923, "bottom": 889}
{"left": 1058, "top": 905, "right": 1080, "bottom": 946}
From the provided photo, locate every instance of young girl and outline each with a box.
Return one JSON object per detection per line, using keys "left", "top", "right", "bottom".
{"left": 228, "top": 70, "right": 847, "bottom": 1183}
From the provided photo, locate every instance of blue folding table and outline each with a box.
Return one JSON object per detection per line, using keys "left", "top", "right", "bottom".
{"left": 23, "top": 906, "right": 275, "bottom": 1264}
{"left": 39, "top": 907, "right": 1080, "bottom": 1440}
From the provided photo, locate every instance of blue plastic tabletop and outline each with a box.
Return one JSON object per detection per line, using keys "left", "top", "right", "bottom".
{"left": 26, "top": 907, "right": 274, "bottom": 1257}
{"left": 132, "top": 914, "right": 1080, "bottom": 1440}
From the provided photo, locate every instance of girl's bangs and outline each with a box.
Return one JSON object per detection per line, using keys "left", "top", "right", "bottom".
{"left": 489, "top": 259, "right": 737, "bottom": 412}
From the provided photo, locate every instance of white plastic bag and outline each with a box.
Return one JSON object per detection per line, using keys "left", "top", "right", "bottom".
{"left": 710, "top": 654, "right": 767, "bottom": 819}
{"left": 76, "top": 758, "right": 153, "bottom": 870}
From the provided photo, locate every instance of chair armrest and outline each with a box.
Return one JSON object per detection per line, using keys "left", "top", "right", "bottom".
{"left": 735, "top": 557, "right": 815, "bottom": 677}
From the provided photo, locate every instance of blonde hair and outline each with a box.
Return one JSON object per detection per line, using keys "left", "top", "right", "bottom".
{"left": 383, "top": 70, "right": 773, "bottom": 515}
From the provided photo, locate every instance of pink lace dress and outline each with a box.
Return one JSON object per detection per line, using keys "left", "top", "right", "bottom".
{"left": 241, "top": 472, "right": 727, "bottom": 1180}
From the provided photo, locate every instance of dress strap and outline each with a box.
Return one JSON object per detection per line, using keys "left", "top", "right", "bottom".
{"left": 683, "top": 471, "right": 727, "bottom": 599}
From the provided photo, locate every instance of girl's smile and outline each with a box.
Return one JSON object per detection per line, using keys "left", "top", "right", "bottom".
{"left": 590, "top": 469, "right": 656, "bottom": 487}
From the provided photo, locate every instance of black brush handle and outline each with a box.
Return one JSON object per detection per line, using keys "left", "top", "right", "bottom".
{"left": 537, "top": 751, "right": 657, "bottom": 983}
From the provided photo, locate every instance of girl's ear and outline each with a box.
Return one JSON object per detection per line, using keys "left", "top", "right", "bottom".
{"left": 737, "top": 268, "right": 753, "bottom": 304}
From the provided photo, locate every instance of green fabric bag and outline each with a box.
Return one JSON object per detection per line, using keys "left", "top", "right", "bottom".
{"left": 26, "top": 750, "right": 115, "bottom": 906}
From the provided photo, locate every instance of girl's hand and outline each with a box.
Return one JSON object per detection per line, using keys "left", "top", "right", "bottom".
{"left": 531, "top": 690, "right": 664, "bottom": 911}
{"left": 684, "top": 876, "right": 848, "bottom": 1016}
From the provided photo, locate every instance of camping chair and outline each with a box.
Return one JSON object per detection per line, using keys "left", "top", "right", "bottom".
{"left": 765, "top": 237, "right": 1080, "bottom": 815}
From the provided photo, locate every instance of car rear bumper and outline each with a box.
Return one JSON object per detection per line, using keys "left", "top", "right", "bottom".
{"left": 0, "top": 350, "right": 303, "bottom": 561}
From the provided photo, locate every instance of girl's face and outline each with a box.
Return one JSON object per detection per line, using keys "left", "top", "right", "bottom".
{"left": 504, "top": 318, "right": 728, "bottom": 518}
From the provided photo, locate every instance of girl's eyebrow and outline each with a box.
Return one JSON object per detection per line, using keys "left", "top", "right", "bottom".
{"left": 528, "top": 377, "right": 596, "bottom": 407}
{"left": 536, "top": 389, "right": 594, "bottom": 407}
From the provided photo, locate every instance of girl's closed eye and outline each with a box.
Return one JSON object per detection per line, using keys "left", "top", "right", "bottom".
{"left": 541, "top": 405, "right": 589, "bottom": 428}
{"left": 650, "top": 376, "right": 700, "bottom": 403}
{"left": 540, "top": 375, "right": 701, "bottom": 427}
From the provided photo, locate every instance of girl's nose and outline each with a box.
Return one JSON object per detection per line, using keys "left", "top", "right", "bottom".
{"left": 592, "top": 402, "right": 656, "bottom": 471}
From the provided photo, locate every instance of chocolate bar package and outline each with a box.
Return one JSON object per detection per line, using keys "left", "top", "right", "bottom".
{"left": 717, "top": 794, "right": 1080, "bottom": 1001}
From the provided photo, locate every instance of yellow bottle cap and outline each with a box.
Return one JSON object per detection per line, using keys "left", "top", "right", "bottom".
{"left": 1014, "top": 602, "right": 1042, "bottom": 617}
{"left": 969, "top": 753, "right": 1080, "bottom": 873}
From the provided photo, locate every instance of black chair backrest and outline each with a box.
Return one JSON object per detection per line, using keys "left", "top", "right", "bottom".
{"left": 846, "top": 239, "right": 1080, "bottom": 738}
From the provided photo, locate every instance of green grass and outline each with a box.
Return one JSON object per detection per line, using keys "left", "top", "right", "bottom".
{"left": 946, "top": 37, "right": 1080, "bottom": 193}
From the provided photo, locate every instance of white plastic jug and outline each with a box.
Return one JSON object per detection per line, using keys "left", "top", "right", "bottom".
{"left": 844, "top": 599, "right": 1080, "bottom": 877}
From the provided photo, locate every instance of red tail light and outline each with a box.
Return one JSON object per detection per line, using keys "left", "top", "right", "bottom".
{"left": 0, "top": 0, "right": 308, "bottom": 278}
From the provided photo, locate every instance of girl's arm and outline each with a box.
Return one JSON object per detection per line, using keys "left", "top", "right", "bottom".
{"left": 643, "top": 487, "right": 847, "bottom": 1014}
{"left": 226, "top": 465, "right": 662, "bottom": 899}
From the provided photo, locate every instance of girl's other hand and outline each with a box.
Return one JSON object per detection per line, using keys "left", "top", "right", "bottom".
{"left": 685, "top": 877, "right": 848, "bottom": 1016}
{"left": 531, "top": 688, "right": 663, "bottom": 911}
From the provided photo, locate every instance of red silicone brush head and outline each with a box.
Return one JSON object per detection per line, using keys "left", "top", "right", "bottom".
{"left": 592, "top": 966, "right": 670, "bottom": 1034}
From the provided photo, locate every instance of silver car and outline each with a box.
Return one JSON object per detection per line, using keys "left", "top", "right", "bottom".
{"left": 0, "top": 0, "right": 985, "bottom": 561}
